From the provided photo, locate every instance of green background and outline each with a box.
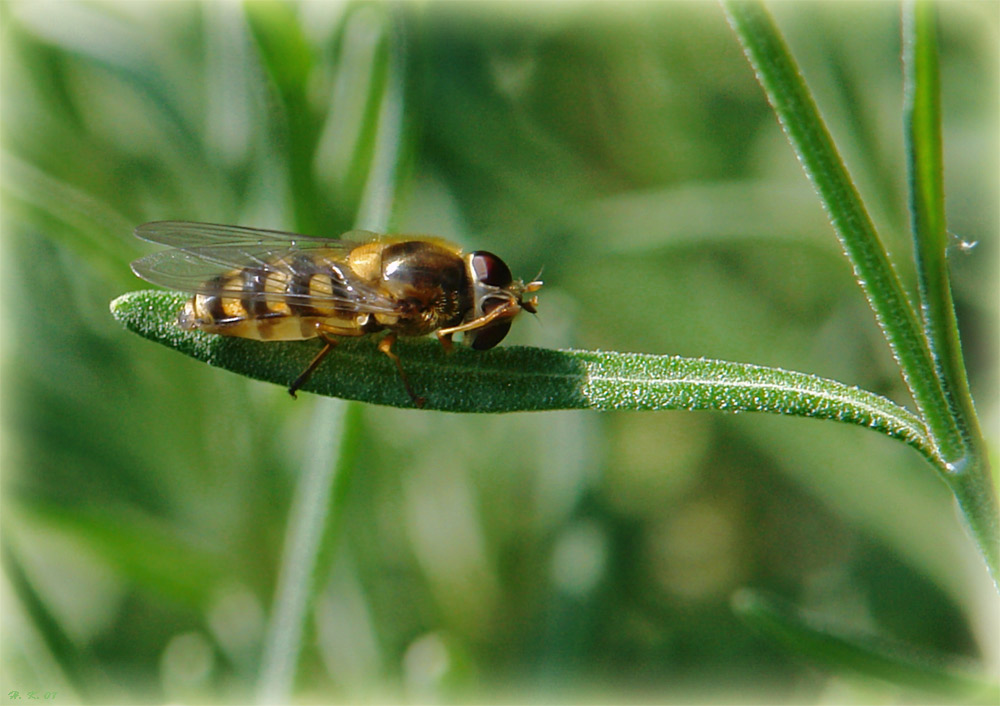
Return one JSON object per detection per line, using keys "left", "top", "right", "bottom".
{"left": 2, "top": 1, "right": 996, "bottom": 703}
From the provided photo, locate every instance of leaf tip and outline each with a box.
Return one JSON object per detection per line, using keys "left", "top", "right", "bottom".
{"left": 109, "top": 292, "right": 133, "bottom": 321}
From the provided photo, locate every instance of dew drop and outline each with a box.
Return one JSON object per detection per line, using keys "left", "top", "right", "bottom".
{"left": 948, "top": 230, "right": 978, "bottom": 254}
{"left": 944, "top": 455, "right": 970, "bottom": 475}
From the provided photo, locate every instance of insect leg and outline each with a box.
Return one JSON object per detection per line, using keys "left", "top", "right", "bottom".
{"left": 288, "top": 323, "right": 365, "bottom": 398}
{"left": 377, "top": 333, "right": 425, "bottom": 409}
{"left": 437, "top": 332, "right": 455, "bottom": 354}
{"left": 436, "top": 300, "right": 516, "bottom": 339}
{"left": 289, "top": 334, "right": 338, "bottom": 398}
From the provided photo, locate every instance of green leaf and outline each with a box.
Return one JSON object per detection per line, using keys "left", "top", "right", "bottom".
{"left": 252, "top": 7, "right": 408, "bottom": 701}
{"left": 903, "top": 1, "right": 997, "bottom": 584}
{"left": 8, "top": 1, "right": 201, "bottom": 151}
{"left": 312, "top": 5, "right": 392, "bottom": 221}
{"left": 723, "top": 0, "right": 998, "bottom": 587}
{"left": 15, "top": 498, "right": 232, "bottom": 609}
{"left": 243, "top": 0, "right": 324, "bottom": 234}
{"left": 902, "top": 0, "right": 979, "bottom": 446}
{"left": 733, "top": 589, "right": 1000, "bottom": 700}
{"left": 111, "top": 289, "right": 935, "bottom": 460}
{"left": 2, "top": 531, "right": 90, "bottom": 701}
{"left": 256, "top": 400, "right": 361, "bottom": 703}
{"left": 721, "top": 1, "right": 963, "bottom": 465}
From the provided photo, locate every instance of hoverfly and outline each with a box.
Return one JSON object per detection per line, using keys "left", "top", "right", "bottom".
{"left": 130, "top": 221, "right": 542, "bottom": 407}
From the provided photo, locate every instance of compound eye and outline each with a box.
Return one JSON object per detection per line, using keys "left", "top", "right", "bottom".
{"left": 469, "top": 321, "right": 512, "bottom": 350}
{"left": 470, "top": 251, "right": 512, "bottom": 287}
{"left": 467, "top": 297, "right": 512, "bottom": 350}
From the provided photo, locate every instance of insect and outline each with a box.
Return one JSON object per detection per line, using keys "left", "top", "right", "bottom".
{"left": 130, "top": 221, "right": 542, "bottom": 407}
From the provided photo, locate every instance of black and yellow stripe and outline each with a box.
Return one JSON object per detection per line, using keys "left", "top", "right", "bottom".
{"left": 178, "top": 259, "right": 363, "bottom": 341}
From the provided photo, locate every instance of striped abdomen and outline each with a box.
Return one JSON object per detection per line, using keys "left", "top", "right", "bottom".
{"left": 178, "top": 256, "right": 366, "bottom": 340}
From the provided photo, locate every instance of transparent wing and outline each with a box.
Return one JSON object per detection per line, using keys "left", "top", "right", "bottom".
{"left": 134, "top": 220, "right": 380, "bottom": 248}
{"left": 130, "top": 221, "right": 397, "bottom": 313}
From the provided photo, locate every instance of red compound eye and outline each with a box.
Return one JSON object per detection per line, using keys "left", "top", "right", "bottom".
{"left": 470, "top": 321, "right": 512, "bottom": 350}
{"left": 468, "top": 297, "right": 511, "bottom": 350}
{"left": 470, "top": 251, "right": 512, "bottom": 287}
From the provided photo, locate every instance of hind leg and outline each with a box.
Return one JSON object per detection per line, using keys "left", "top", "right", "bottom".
{"left": 288, "top": 323, "right": 364, "bottom": 398}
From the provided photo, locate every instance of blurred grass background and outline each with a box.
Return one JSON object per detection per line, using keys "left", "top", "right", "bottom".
{"left": 1, "top": 1, "right": 997, "bottom": 704}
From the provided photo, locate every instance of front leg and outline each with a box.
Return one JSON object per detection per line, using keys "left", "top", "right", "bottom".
{"left": 436, "top": 300, "right": 516, "bottom": 339}
{"left": 436, "top": 330, "right": 455, "bottom": 354}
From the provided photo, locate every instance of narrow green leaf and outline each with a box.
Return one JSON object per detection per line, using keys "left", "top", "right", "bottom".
{"left": 2, "top": 154, "right": 139, "bottom": 286}
{"left": 354, "top": 8, "right": 410, "bottom": 234}
{"left": 904, "top": 1, "right": 949, "bottom": 317}
{"left": 16, "top": 498, "right": 232, "bottom": 608}
{"left": 313, "top": 6, "right": 391, "bottom": 218}
{"left": 2, "top": 531, "right": 90, "bottom": 701}
{"left": 243, "top": 1, "right": 323, "bottom": 233}
{"left": 721, "top": 1, "right": 963, "bottom": 466}
{"left": 256, "top": 400, "right": 356, "bottom": 704}
{"left": 9, "top": 1, "right": 201, "bottom": 152}
{"left": 733, "top": 589, "right": 1000, "bottom": 700}
{"left": 253, "top": 8, "right": 409, "bottom": 702}
{"left": 111, "top": 289, "right": 935, "bottom": 462}
{"left": 903, "top": 1, "right": 997, "bottom": 584}
{"left": 903, "top": 0, "right": 981, "bottom": 445}
{"left": 242, "top": 1, "right": 313, "bottom": 94}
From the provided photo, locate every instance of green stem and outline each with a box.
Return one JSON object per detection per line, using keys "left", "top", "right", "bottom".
{"left": 902, "top": 0, "right": 996, "bottom": 582}
{"left": 355, "top": 7, "right": 408, "bottom": 233}
{"left": 2, "top": 529, "right": 89, "bottom": 703}
{"left": 255, "top": 7, "right": 409, "bottom": 701}
{"left": 733, "top": 589, "right": 1000, "bottom": 698}
{"left": 721, "top": 0, "right": 963, "bottom": 467}
{"left": 255, "top": 400, "right": 352, "bottom": 704}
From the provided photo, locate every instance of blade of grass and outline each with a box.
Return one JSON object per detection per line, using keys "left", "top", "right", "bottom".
{"left": 313, "top": 5, "right": 390, "bottom": 223}
{"left": 255, "top": 399, "right": 353, "bottom": 704}
{"left": 14, "top": 498, "right": 232, "bottom": 608}
{"left": 733, "top": 589, "right": 1000, "bottom": 700}
{"left": 2, "top": 154, "right": 139, "bottom": 286}
{"left": 243, "top": 0, "right": 325, "bottom": 235}
{"left": 353, "top": 7, "right": 409, "bottom": 233}
{"left": 111, "top": 289, "right": 936, "bottom": 464}
{"left": 8, "top": 1, "right": 202, "bottom": 154}
{"left": 720, "top": 1, "right": 963, "bottom": 468}
{"left": 254, "top": 7, "right": 409, "bottom": 703}
{"left": 2, "top": 529, "right": 90, "bottom": 702}
{"left": 724, "top": 0, "right": 998, "bottom": 586}
{"left": 902, "top": 1, "right": 996, "bottom": 582}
